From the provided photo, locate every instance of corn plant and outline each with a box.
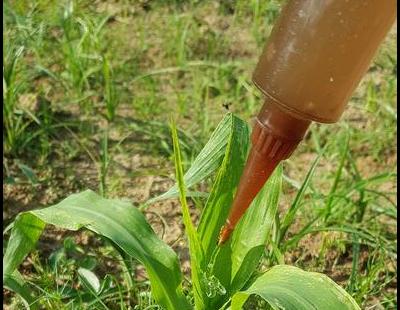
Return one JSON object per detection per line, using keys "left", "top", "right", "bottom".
{"left": 3, "top": 114, "right": 360, "bottom": 309}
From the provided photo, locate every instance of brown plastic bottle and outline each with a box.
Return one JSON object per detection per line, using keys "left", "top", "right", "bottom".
{"left": 218, "top": 0, "right": 396, "bottom": 245}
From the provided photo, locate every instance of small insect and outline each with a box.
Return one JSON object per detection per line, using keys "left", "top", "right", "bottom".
{"left": 222, "top": 102, "right": 232, "bottom": 111}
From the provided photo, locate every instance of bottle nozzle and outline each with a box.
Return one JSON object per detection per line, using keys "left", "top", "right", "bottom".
{"left": 218, "top": 99, "right": 310, "bottom": 245}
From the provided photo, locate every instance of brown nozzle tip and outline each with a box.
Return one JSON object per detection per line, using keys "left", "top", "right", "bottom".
{"left": 216, "top": 100, "right": 311, "bottom": 245}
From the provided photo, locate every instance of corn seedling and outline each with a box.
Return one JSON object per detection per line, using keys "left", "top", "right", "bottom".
{"left": 4, "top": 114, "right": 361, "bottom": 309}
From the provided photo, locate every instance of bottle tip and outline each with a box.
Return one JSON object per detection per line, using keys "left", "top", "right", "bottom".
{"left": 217, "top": 100, "right": 311, "bottom": 247}
{"left": 217, "top": 221, "right": 233, "bottom": 246}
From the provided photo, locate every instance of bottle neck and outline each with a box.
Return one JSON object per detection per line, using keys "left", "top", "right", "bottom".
{"left": 252, "top": 98, "right": 311, "bottom": 160}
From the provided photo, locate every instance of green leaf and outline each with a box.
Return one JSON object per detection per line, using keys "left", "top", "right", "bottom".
{"left": 3, "top": 271, "right": 36, "bottom": 310}
{"left": 230, "top": 165, "right": 283, "bottom": 292}
{"left": 78, "top": 256, "right": 98, "bottom": 270}
{"left": 78, "top": 267, "right": 101, "bottom": 294}
{"left": 171, "top": 119, "right": 205, "bottom": 309}
{"left": 205, "top": 166, "right": 282, "bottom": 310}
{"left": 231, "top": 265, "right": 360, "bottom": 310}
{"left": 3, "top": 190, "right": 190, "bottom": 310}
{"left": 148, "top": 113, "right": 236, "bottom": 204}
{"left": 197, "top": 114, "right": 250, "bottom": 262}
{"left": 3, "top": 213, "right": 45, "bottom": 277}
{"left": 17, "top": 162, "right": 39, "bottom": 185}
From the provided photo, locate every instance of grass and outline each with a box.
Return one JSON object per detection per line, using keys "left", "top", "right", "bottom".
{"left": 3, "top": 0, "right": 397, "bottom": 309}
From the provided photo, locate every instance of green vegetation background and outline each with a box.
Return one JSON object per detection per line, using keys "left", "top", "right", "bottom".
{"left": 3, "top": 1, "right": 397, "bottom": 309}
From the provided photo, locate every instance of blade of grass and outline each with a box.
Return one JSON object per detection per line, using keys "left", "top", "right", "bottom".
{"left": 285, "top": 225, "right": 396, "bottom": 258}
{"left": 324, "top": 133, "right": 349, "bottom": 222}
{"left": 278, "top": 154, "right": 321, "bottom": 246}
{"left": 170, "top": 119, "right": 206, "bottom": 309}
{"left": 347, "top": 152, "right": 369, "bottom": 293}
